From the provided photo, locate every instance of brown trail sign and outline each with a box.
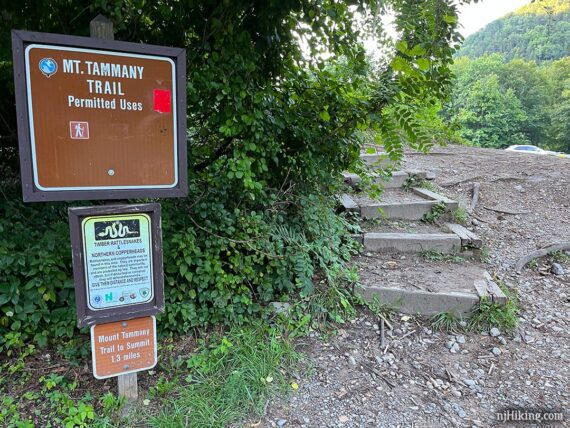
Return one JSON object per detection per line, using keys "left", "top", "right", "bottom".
{"left": 11, "top": 28, "right": 187, "bottom": 202}
{"left": 11, "top": 16, "right": 188, "bottom": 406}
{"left": 91, "top": 316, "right": 157, "bottom": 380}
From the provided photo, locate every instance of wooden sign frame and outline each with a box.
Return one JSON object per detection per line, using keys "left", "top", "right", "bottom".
{"left": 69, "top": 203, "right": 164, "bottom": 327}
{"left": 11, "top": 30, "right": 187, "bottom": 202}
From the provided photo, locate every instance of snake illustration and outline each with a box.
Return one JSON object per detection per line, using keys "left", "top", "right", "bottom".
{"left": 97, "top": 221, "right": 136, "bottom": 239}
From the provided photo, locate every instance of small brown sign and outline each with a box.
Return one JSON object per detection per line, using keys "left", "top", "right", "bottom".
{"left": 91, "top": 316, "right": 157, "bottom": 379}
{"left": 11, "top": 30, "right": 187, "bottom": 202}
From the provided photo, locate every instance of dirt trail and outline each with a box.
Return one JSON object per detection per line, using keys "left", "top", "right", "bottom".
{"left": 262, "top": 145, "right": 570, "bottom": 427}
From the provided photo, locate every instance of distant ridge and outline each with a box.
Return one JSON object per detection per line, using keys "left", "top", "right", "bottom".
{"left": 458, "top": 0, "right": 570, "bottom": 62}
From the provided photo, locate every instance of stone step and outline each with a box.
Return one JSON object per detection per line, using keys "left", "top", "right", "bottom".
{"left": 355, "top": 259, "right": 507, "bottom": 316}
{"left": 358, "top": 286, "right": 479, "bottom": 317}
{"left": 343, "top": 170, "right": 431, "bottom": 189}
{"left": 412, "top": 187, "right": 459, "bottom": 210}
{"left": 359, "top": 153, "right": 393, "bottom": 168}
{"left": 363, "top": 232, "right": 460, "bottom": 254}
{"left": 342, "top": 187, "right": 458, "bottom": 220}
{"left": 360, "top": 200, "right": 439, "bottom": 220}
{"left": 338, "top": 194, "right": 359, "bottom": 212}
{"left": 444, "top": 223, "right": 483, "bottom": 249}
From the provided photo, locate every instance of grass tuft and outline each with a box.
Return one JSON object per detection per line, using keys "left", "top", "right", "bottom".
{"left": 422, "top": 201, "right": 447, "bottom": 224}
{"left": 418, "top": 180, "right": 438, "bottom": 193}
{"left": 467, "top": 297, "right": 519, "bottom": 334}
{"left": 430, "top": 312, "right": 464, "bottom": 332}
{"left": 549, "top": 250, "right": 570, "bottom": 264}
{"left": 479, "top": 246, "right": 490, "bottom": 262}
{"left": 421, "top": 250, "right": 464, "bottom": 263}
{"left": 452, "top": 207, "right": 469, "bottom": 225}
{"left": 145, "top": 323, "right": 301, "bottom": 428}
{"left": 431, "top": 281, "right": 519, "bottom": 335}
{"left": 467, "top": 283, "right": 519, "bottom": 334}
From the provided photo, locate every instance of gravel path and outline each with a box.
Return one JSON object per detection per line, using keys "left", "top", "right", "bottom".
{"left": 261, "top": 146, "right": 570, "bottom": 427}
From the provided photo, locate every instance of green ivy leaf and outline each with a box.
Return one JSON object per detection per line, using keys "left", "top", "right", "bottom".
{"left": 319, "top": 108, "right": 331, "bottom": 122}
{"left": 417, "top": 58, "right": 430, "bottom": 71}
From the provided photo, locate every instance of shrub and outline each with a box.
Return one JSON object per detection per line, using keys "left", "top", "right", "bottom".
{"left": 0, "top": 1, "right": 465, "bottom": 349}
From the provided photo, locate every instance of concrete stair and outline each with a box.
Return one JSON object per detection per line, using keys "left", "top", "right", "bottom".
{"left": 342, "top": 151, "right": 508, "bottom": 317}
{"left": 355, "top": 256, "right": 507, "bottom": 317}
{"left": 362, "top": 232, "right": 460, "bottom": 254}
{"left": 343, "top": 169, "right": 436, "bottom": 190}
{"left": 340, "top": 187, "right": 458, "bottom": 221}
{"left": 359, "top": 152, "right": 392, "bottom": 168}
{"left": 346, "top": 151, "right": 506, "bottom": 316}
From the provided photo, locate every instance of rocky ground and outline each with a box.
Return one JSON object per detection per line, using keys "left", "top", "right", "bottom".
{"left": 261, "top": 146, "right": 570, "bottom": 427}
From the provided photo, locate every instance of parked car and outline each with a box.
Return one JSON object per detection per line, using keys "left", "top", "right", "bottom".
{"left": 505, "top": 145, "right": 548, "bottom": 155}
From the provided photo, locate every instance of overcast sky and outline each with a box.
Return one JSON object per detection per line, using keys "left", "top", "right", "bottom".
{"left": 457, "top": 0, "right": 532, "bottom": 37}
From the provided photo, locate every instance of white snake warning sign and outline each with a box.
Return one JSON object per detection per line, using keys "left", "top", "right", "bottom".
{"left": 81, "top": 213, "right": 153, "bottom": 310}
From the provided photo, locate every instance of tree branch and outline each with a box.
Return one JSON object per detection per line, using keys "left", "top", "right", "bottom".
{"left": 515, "top": 242, "right": 570, "bottom": 273}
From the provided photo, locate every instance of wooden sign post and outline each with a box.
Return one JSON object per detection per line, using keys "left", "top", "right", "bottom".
{"left": 89, "top": 17, "right": 139, "bottom": 406}
{"left": 69, "top": 203, "right": 165, "bottom": 405}
{"left": 11, "top": 15, "right": 187, "bottom": 410}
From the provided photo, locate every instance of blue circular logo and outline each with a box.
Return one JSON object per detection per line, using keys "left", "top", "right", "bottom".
{"left": 39, "top": 58, "right": 58, "bottom": 78}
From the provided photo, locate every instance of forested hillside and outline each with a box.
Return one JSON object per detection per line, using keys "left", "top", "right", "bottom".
{"left": 446, "top": 55, "right": 569, "bottom": 151}
{"left": 445, "top": 0, "right": 570, "bottom": 152}
{"left": 458, "top": 0, "right": 569, "bottom": 62}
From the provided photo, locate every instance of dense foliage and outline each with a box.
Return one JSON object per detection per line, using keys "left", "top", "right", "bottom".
{"left": 0, "top": 0, "right": 469, "bottom": 350}
{"left": 446, "top": 54, "right": 570, "bottom": 151}
{"left": 458, "top": 0, "right": 570, "bottom": 63}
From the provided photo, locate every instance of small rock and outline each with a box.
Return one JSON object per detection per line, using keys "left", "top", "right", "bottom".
{"left": 456, "top": 335, "right": 466, "bottom": 344}
{"left": 514, "top": 185, "right": 524, "bottom": 192}
{"left": 339, "top": 415, "right": 349, "bottom": 423}
{"left": 492, "top": 347, "right": 502, "bottom": 356}
{"left": 451, "top": 388, "right": 462, "bottom": 398}
{"left": 463, "top": 379, "right": 476, "bottom": 387}
{"left": 490, "top": 327, "right": 501, "bottom": 337}
{"left": 451, "top": 403, "right": 467, "bottom": 419}
{"left": 277, "top": 419, "right": 287, "bottom": 427}
{"left": 450, "top": 343, "right": 460, "bottom": 353}
{"left": 269, "top": 302, "right": 291, "bottom": 314}
{"left": 446, "top": 340, "right": 455, "bottom": 349}
{"left": 348, "top": 356, "right": 357, "bottom": 366}
{"left": 498, "top": 336, "right": 507, "bottom": 345}
{"left": 551, "top": 263, "right": 564, "bottom": 275}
